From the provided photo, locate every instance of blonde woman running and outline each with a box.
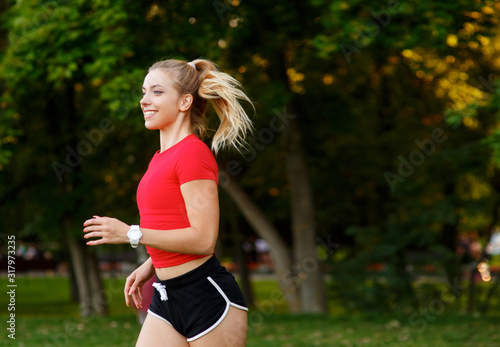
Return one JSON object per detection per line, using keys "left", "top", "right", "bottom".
{"left": 83, "top": 59, "right": 252, "bottom": 346}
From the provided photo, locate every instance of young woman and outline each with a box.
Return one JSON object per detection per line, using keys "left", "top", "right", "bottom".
{"left": 83, "top": 59, "right": 253, "bottom": 346}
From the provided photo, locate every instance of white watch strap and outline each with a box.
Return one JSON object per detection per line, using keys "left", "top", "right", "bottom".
{"left": 128, "top": 225, "right": 142, "bottom": 248}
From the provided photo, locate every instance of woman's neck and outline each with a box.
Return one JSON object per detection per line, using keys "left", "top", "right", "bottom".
{"left": 158, "top": 116, "right": 192, "bottom": 153}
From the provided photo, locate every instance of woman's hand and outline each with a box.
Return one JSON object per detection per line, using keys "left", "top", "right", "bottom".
{"left": 83, "top": 215, "right": 129, "bottom": 246}
{"left": 124, "top": 258, "right": 155, "bottom": 308}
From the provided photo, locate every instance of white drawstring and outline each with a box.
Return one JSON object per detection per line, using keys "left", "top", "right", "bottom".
{"left": 153, "top": 282, "right": 168, "bottom": 301}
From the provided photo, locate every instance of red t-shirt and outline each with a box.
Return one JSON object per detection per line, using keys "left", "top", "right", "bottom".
{"left": 136, "top": 134, "right": 218, "bottom": 268}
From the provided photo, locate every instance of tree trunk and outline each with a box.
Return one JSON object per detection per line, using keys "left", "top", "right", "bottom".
{"left": 220, "top": 176, "right": 301, "bottom": 313}
{"left": 466, "top": 264, "right": 479, "bottom": 313}
{"left": 285, "top": 116, "right": 327, "bottom": 313}
{"left": 85, "top": 247, "right": 108, "bottom": 316}
{"left": 441, "top": 183, "right": 461, "bottom": 290}
{"left": 229, "top": 212, "right": 255, "bottom": 307}
{"left": 68, "top": 256, "right": 79, "bottom": 303}
{"left": 66, "top": 234, "right": 93, "bottom": 317}
{"left": 64, "top": 217, "right": 108, "bottom": 317}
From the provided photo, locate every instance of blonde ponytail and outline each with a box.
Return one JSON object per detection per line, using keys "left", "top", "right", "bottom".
{"left": 148, "top": 59, "right": 254, "bottom": 154}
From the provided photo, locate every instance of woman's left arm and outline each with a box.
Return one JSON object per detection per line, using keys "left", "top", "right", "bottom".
{"left": 83, "top": 179, "right": 220, "bottom": 255}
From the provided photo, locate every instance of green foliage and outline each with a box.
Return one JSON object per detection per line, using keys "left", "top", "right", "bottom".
{"left": 307, "top": 0, "right": 500, "bottom": 311}
{"left": 1, "top": 0, "right": 500, "bottom": 316}
{"left": 312, "top": 0, "right": 486, "bottom": 58}
{"left": 0, "top": 0, "right": 228, "bottom": 242}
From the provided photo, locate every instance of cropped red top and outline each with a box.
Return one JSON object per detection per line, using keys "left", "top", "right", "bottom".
{"left": 136, "top": 134, "right": 218, "bottom": 268}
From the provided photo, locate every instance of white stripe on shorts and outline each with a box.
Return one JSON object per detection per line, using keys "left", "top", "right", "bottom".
{"left": 186, "top": 276, "right": 247, "bottom": 341}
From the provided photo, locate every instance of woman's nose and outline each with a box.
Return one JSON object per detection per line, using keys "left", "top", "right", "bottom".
{"left": 140, "top": 94, "right": 150, "bottom": 107}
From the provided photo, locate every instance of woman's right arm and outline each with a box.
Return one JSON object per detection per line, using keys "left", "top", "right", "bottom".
{"left": 124, "top": 257, "right": 155, "bottom": 308}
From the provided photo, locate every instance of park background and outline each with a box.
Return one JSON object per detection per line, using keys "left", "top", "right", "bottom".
{"left": 2, "top": 0, "right": 500, "bottom": 346}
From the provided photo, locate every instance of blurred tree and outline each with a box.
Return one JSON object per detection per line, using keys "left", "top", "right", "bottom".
{"left": 217, "top": 0, "right": 329, "bottom": 313}
{"left": 0, "top": 0, "right": 149, "bottom": 317}
{"left": 0, "top": 0, "right": 18, "bottom": 168}
{"left": 0, "top": 0, "right": 306, "bottom": 315}
{"left": 310, "top": 0, "right": 500, "bottom": 310}
{"left": 2, "top": 0, "right": 500, "bottom": 318}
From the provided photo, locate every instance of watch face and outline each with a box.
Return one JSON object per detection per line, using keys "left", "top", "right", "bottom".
{"left": 130, "top": 230, "right": 141, "bottom": 239}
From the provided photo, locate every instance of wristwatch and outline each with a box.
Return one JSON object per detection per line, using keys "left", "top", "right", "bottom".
{"left": 127, "top": 225, "right": 143, "bottom": 248}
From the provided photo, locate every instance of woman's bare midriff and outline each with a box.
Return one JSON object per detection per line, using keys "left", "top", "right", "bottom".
{"left": 154, "top": 255, "right": 212, "bottom": 281}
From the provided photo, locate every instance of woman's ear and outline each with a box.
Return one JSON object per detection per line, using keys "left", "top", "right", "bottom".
{"left": 179, "top": 94, "right": 194, "bottom": 112}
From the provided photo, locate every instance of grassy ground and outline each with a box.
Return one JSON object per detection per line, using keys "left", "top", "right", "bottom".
{"left": 1, "top": 277, "right": 499, "bottom": 346}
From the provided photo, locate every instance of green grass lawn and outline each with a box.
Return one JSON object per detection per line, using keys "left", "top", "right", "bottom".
{"left": 1, "top": 277, "right": 500, "bottom": 346}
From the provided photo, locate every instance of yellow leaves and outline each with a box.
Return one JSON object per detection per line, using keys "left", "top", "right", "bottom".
{"left": 91, "top": 79, "right": 102, "bottom": 87}
{"left": 146, "top": 4, "right": 165, "bottom": 21}
{"left": 446, "top": 34, "right": 458, "bottom": 47}
{"left": 287, "top": 68, "right": 304, "bottom": 82}
{"left": 252, "top": 54, "right": 269, "bottom": 68}
{"left": 463, "top": 117, "right": 479, "bottom": 130}
{"left": 482, "top": 6, "right": 494, "bottom": 15}
{"left": 477, "top": 35, "right": 490, "bottom": 47}
{"left": 429, "top": 61, "right": 448, "bottom": 75}
{"left": 397, "top": 34, "right": 495, "bottom": 114}
{"left": 436, "top": 75, "right": 487, "bottom": 112}
{"left": 438, "top": 79, "right": 451, "bottom": 89}
{"left": 460, "top": 59, "right": 474, "bottom": 70}
{"left": 458, "top": 72, "right": 469, "bottom": 81}
{"left": 463, "top": 22, "right": 478, "bottom": 35}
{"left": 458, "top": 174, "right": 492, "bottom": 201}
{"left": 469, "top": 11, "right": 481, "bottom": 19}
{"left": 405, "top": 27, "right": 498, "bottom": 113}
{"left": 290, "top": 85, "right": 305, "bottom": 94}
{"left": 424, "top": 58, "right": 439, "bottom": 69}
{"left": 468, "top": 41, "right": 479, "bottom": 49}
{"left": 435, "top": 89, "right": 446, "bottom": 98}
{"left": 401, "top": 49, "right": 413, "bottom": 59}
{"left": 287, "top": 68, "right": 305, "bottom": 94}
{"left": 416, "top": 70, "right": 425, "bottom": 78}
{"left": 2, "top": 136, "right": 17, "bottom": 144}
{"left": 323, "top": 74, "right": 334, "bottom": 85}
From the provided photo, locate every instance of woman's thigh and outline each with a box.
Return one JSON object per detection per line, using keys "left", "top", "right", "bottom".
{"left": 136, "top": 313, "right": 189, "bottom": 347}
{"left": 189, "top": 306, "right": 247, "bottom": 347}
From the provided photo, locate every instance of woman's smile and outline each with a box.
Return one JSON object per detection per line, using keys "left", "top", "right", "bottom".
{"left": 144, "top": 110, "right": 158, "bottom": 119}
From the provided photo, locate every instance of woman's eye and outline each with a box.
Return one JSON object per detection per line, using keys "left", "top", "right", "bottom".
{"left": 140, "top": 90, "right": 162, "bottom": 96}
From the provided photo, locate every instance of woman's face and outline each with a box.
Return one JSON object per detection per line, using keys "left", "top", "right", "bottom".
{"left": 140, "top": 69, "right": 184, "bottom": 130}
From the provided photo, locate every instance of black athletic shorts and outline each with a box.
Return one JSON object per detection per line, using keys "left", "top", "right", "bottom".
{"left": 147, "top": 254, "right": 248, "bottom": 341}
